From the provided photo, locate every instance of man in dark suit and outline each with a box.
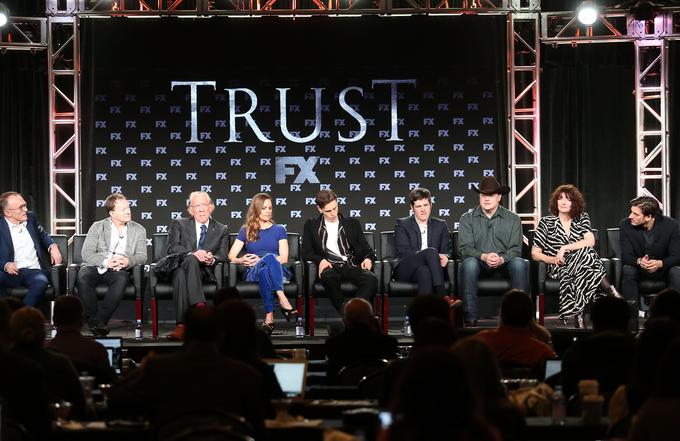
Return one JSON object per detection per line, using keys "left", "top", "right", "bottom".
{"left": 302, "top": 189, "right": 378, "bottom": 315}
{"left": 0, "top": 192, "right": 62, "bottom": 306}
{"left": 166, "top": 191, "right": 228, "bottom": 340}
{"left": 620, "top": 196, "right": 680, "bottom": 313}
{"left": 394, "top": 187, "right": 454, "bottom": 301}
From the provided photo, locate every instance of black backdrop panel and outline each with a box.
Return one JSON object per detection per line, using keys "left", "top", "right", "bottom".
{"left": 82, "top": 16, "right": 507, "bottom": 237}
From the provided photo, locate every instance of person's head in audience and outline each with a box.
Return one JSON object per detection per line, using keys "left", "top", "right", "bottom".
{"left": 413, "top": 317, "right": 457, "bottom": 349}
{"left": 343, "top": 298, "right": 379, "bottom": 333}
{"left": 407, "top": 295, "right": 450, "bottom": 331}
{"left": 212, "top": 287, "right": 241, "bottom": 308}
{"left": 649, "top": 288, "right": 680, "bottom": 323}
{"left": 52, "top": 295, "right": 84, "bottom": 332}
{"left": 628, "top": 318, "right": 680, "bottom": 412}
{"left": 654, "top": 337, "right": 680, "bottom": 398}
{"left": 499, "top": 289, "right": 533, "bottom": 328}
{"left": 10, "top": 307, "right": 46, "bottom": 349}
{"left": 389, "top": 349, "right": 493, "bottom": 441}
{"left": 590, "top": 296, "right": 630, "bottom": 334}
{"left": 183, "top": 306, "right": 219, "bottom": 347}
{"left": 452, "top": 337, "right": 505, "bottom": 399}
{"left": 0, "top": 300, "right": 12, "bottom": 350}
{"left": 3, "top": 296, "right": 23, "bottom": 313}
{"left": 217, "top": 299, "right": 257, "bottom": 361}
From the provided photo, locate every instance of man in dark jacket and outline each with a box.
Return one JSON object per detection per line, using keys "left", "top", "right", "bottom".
{"left": 302, "top": 189, "right": 378, "bottom": 315}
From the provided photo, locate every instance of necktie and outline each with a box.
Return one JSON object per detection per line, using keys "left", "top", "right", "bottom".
{"left": 198, "top": 224, "right": 207, "bottom": 250}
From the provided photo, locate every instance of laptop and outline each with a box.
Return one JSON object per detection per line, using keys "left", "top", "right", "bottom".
{"left": 95, "top": 337, "right": 123, "bottom": 375}
{"left": 265, "top": 359, "right": 308, "bottom": 399}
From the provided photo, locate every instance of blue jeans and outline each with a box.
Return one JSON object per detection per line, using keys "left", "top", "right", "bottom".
{"left": 0, "top": 268, "right": 50, "bottom": 306}
{"left": 244, "top": 253, "right": 292, "bottom": 313}
{"left": 460, "top": 256, "right": 529, "bottom": 321}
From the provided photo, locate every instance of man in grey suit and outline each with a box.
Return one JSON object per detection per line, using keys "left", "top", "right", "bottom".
{"left": 77, "top": 193, "right": 147, "bottom": 336}
{"left": 166, "top": 191, "right": 228, "bottom": 340}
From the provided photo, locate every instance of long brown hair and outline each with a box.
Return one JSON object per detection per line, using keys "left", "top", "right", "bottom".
{"left": 245, "top": 193, "right": 273, "bottom": 243}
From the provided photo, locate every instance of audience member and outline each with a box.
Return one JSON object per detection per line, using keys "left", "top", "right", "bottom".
{"left": 381, "top": 349, "right": 499, "bottom": 441}
{"left": 475, "top": 290, "right": 556, "bottom": 375}
{"left": 216, "top": 299, "right": 283, "bottom": 417}
{"left": 109, "top": 307, "right": 266, "bottom": 440}
{"left": 325, "top": 298, "right": 398, "bottom": 384}
{"left": 46, "top": 295, "right": 117, "bottom": 385}
{"left": 648, "top": 288, "right": 680, "bottom": 322}
{"left": 0, "top": 300, "right": 51, "bottom": 440}
{"left": 10, "top": 306, "right": 86, "bottom": 419}
{"left": 560, "top": 296, "right": 635, "bottom": 408}
{"left": 452, "top": 338, "right": 526, "bottom": 441}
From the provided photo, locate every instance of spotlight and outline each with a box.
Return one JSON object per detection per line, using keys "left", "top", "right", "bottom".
{"left": 576, "top": 1, "right": 599, "bottom": 26}
{"left": 0, "top": 3, "right": 9, "bottom": 28}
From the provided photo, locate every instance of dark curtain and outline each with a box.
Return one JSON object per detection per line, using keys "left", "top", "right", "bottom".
{"left": 540, "top": 42, "right": 637, "bottom": 231}
{"left": 669, "top": 41, "right": 680, "bottom": 220}
{"left": 0, "top": 51, "right": 50, "bottom": 228}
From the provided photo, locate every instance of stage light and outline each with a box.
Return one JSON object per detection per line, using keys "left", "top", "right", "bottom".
{"left": 0, "top": 3, "right": 9, "bottom": 28}
{"left": 576, "top": 1, "right": 599, "bottom": 26}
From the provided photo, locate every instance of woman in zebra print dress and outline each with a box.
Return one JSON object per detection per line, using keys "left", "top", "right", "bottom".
{"left": 532, "top": 185, "right": 619, "bottom": 328}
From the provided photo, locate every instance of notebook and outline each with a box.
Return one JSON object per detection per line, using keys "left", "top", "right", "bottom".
{"left": 265, "top": 359, "right": 308, "bottom": 398}
{"left": 95, "top": 337, "right": 123, "bottom": 375}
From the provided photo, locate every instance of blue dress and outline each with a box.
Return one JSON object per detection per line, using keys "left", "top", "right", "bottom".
{"left": 237, "top": 225, "right": 292, "bottom": 313}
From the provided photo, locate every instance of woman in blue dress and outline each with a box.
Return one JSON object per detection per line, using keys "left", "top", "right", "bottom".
{"left": 228, "top": 193, "right": 297, "bottom": 333}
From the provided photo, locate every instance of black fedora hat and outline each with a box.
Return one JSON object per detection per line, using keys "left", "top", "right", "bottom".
{"left": 473, "top": 176, "right": 510, "bottom": 195}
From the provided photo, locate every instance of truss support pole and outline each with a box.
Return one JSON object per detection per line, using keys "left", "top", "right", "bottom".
{"left": 47, "top": 1, "right": 80, "bottom": 235}
{"left": 507, "top": 4, "right": 541, "bottom": 227}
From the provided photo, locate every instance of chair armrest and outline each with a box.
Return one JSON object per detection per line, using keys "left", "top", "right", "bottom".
{"left": 611, "top": 257, "right": 622, "bottom": 290}
{"left": 292, "top": 260, "right": 303, "bottom": 295}
{"left": 214, "top": 262, "right": 225, "bottom": 289}
{"left": 131, "top": 264, "right": 144, "bottom": 299}
{"left": 445, "top": 260, "right": 455, "bottom": 295}
{"left": 381, "top": 260, "right": 394, "bottom": 295}
{"left": 51, "top": 263, "right": 67, "bottom": 296}
{"left": 304, "top": 261, "right": 317, "bottom": 298}
{"left": 149, "top": 263, "right": 158, "bottom": 297}
{"left": 372, "top": 260, "right": 383, "bottom": 294}
{"left": 537, "top": 261, "right": 548, "bottom": 293}
{"left": 67, "top": 264, "right": 80, "bottom": 294}
{"left": 228, "top": 262, "right": 238, "bottom": 288}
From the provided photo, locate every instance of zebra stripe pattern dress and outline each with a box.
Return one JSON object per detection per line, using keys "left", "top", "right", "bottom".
{"left": 533, "top": 212, "right": 605, "bottom": 319}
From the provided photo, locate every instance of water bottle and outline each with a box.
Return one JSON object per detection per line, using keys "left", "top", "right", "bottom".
{"left": 403, "top": 313, "right": 413, "bottom": 337}
{"left": 295, "top": 316, "right": 304, "bottom": 338}
{"left": 50, "top": 323, "right": 57, "bottom": 339}
{"left": 134, "top": 319, "right": 143, "bottom": 340}
{"left": 551, "top": 385, "right": 567, "bottom": 425}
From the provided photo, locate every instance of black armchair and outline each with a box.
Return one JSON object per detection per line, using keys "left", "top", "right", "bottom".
{"left": 67, "top": 234, "right": 145, "bottom": 324}
{"left": 533, "top": 229, "right": 613, "bottom": 324}
{"left": 149, "top": 233, "right": 225, "bottom": 338}
{"left": 381, "top": 231, "right": 455, "bottom": 332}
{"left": 228, "top": 232, "right": 303, "bottom": 326}
{"left": 6, "top": 234, "right": 67, "bottom": 312}
{"left": 305, "top": 232, "right": 382, "bottom": 336}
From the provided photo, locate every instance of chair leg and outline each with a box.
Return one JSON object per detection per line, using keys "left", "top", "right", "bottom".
{"left": 309, "top": 297, "right": 316, "bottom": 337}
{"left": 382, "top": 295, "right": 389, "bottom": 334}
{"left": 538, "top": 293, "right": 545, "bottom": 326}
{"left": 374, "top": 295, "right": 383, "bottom": 334}
{"left": 152, "top": 297, "right": 158, "bottom": 339}
{"left": 136, "top": 298, "right": 142, "bottom": 322}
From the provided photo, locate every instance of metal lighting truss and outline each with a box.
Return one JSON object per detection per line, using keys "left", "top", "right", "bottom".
{"left": 507, "top": 1, "right": 541, "bottom": 227}
{"left": 0, "top": 17, "right": 47, "bottom": 50}
{"left": 542, "top": 8, "right": 680, "bottom": 215}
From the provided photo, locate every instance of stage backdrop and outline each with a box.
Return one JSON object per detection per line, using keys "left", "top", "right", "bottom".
{"left": 80, "top": 16, "right": 508, "bottom": 239}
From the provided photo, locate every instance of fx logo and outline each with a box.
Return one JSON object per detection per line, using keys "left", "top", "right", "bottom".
{"left": 275, "top": 157, "right": 319, "bottom": 184}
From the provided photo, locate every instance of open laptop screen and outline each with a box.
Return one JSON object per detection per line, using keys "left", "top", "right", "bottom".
{"left": 265, "top": 359, "right": 308, "bottom": 398}
{"left": 94, "top": 337, "right": 123, "bottom": 374}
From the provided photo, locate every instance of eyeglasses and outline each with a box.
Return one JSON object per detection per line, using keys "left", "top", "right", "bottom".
{"left": 6, "top": 204, "right": 27, "bottom": 212}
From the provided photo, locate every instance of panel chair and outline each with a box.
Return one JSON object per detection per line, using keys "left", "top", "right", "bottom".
{"left": 607, "top": 227, "right": 680, "bottom": 312}
{"left": 533, "top": 229, "right": 613, "bottom": 325}
{"left": 149, "top": 233, "right": 225, "bottom": 338}
{"left": 5, "top": 234, "right": 67, "bottom": 315}
{"left": 67, "top": 234, "right": 145, "bottom": 326}
{"left": 227, "top": 232, "right": 303, "bottom": 328}
{"left": 305, "top": 232, "right": 382, "bottom": 336}
{"left": 453, "top": 231, "right": 531, "bottom": 323}
{"left": 381, "top": 231, "right": 455, "bottom": 333}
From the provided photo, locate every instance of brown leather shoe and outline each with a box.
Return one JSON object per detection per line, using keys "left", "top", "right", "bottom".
{"left": 443, "top": 296, "right": 462, "bottom": 308}
{"left": 167, "top": 324, "right": 185, "bottom": 341}
{"left": 464, "top": 320, "right": 478, "bottom": 328}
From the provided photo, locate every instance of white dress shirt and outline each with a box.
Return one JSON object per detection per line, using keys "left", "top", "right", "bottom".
{"left": 418, "top": 221, "right": 428, "bottom": 250}
{"left": 5, "top": 218, "right": 41, "bottom": 270}
{"left": 99, "top": 222, "right": 128, "bottom": 274}
{"left": 324, "top": 220, "right": 346, "bottom": 261}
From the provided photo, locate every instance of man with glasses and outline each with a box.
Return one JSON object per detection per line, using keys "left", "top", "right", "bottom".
{"left": 165, "top": 191, "right": 228, "bottom": 340}
{"left": 76, "top": 193, "right": 147, "bottom": 336}
{"left": 0, "top": 191, "right": 62, "bottom": 306}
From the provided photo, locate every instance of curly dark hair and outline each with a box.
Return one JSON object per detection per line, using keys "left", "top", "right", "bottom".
{"left": 548, "top": 184, "right": 585, "bottom": 218}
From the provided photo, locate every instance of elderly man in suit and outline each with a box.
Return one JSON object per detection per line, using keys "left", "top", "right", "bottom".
{"left": 166, "top": 191, "right": 228, "bottom": 340}
{"left": 76, "top": 193, "right": 147, "bottom": 336}
{"left": 0, "top": 191, "right": 62, "bottom": 306}
{"left": 394, "top": 187, "right": 456, "bottom": 304}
